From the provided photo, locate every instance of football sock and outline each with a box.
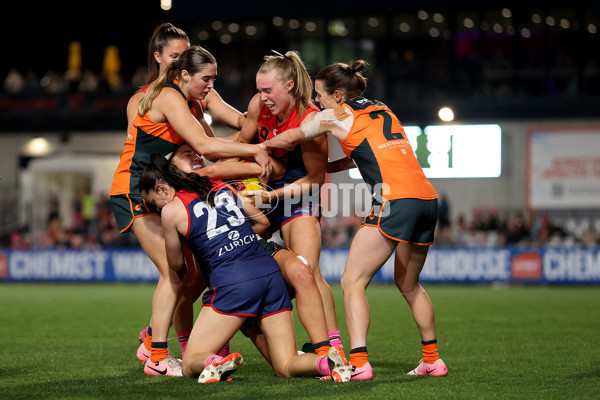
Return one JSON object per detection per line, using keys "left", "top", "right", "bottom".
{"left": 328, "top": 330, "right": 342, "bottom": 348}
{"left": 217, "top": 341, "right": 230, "bottom": 357}
{"left": 206, "top": 355, "right": 224, "bottom": 366}
{"left": 150, "top": 341, "right": 169, "bottom": 363}
{"left": 313, "top": 340, "right": 331, "bottom": 357}
{"left": 422, "top": 339, "right": 439, "bottom": 364}
{"left": 317, "top": 356, "right": 330, "bottom": 375}
{"left": 177, "top": 330, "right": 191, "bottom": 356}
{"left": 349, "top": 346, "right": 369, "bottom": 368}
{"left": 143, "top": 327, "right": 153, "bottom": 350}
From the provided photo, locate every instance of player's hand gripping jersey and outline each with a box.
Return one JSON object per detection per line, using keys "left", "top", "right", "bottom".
{"left": 332, "top": 97, "right": 437, "bottom": 203}
{"left": 256, "top": 103, "right": 319, "bottom": 188}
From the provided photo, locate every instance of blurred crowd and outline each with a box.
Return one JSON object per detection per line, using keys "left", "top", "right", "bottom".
{"left": 7, "top": 191, "right": 135, "bottom": 251}
{"left": 4, "top": 190, "right": 599, "bottom": 250}
{"left": 4, "top": 41, "right": 600, "bottom": 111}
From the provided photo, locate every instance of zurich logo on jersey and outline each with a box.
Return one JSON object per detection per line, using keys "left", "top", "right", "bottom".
{"left": 218, "top": 232, "right": 258, "bottom": 257}
{"left": 228, "top": 231, "right": 240, "bottom": 241}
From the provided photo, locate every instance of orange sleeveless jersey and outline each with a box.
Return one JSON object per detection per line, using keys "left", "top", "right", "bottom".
{"left": 110, "top": 82, "right": 199, "bottom": 195}
{"left": 337, "top": 97, "right": 437, "bottom": 201}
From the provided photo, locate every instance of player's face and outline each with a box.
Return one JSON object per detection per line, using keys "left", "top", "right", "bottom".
{"left": 256, "top": 70, "right": 293, "bottom": 117}
{"left": 155, "top": 39, "right": 190, "bottom": 75}
{"left": 185, "top": 63, "right": 216, "bottom": 100}
{"left": 142, "top": 184, "right": 171, "bottom": 212}
{"left": 171, "top": 144, "right": 205, "bottom": 173}
{"left": 314, "top": 80, "right": 337, "bottom": 109}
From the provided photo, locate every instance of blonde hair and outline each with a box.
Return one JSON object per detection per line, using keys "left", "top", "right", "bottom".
{"left": 258, "top": 50, "right": 312, "bottom": 119}
{"left": 139, "top": 45, "right": 216, "bottom": 115}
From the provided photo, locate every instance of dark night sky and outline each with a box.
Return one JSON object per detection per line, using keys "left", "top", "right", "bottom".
{"left": 5, "top": 0, "right": 599, "bottom": 80}
{"left": 5, "top": 1, "right": 166, "bottom": 78}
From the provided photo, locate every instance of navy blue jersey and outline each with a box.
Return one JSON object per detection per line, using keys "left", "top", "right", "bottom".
{"left": 175, "top": 182, "right": 280, "bottom": 288}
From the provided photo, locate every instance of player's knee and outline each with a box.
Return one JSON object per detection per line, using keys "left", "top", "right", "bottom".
{"left": 288, "top": 257, "right": 316, "bottom": 289}
{"left": 181, "top": 357, "right": 195, "bottom": 378}
{"left": 275, "top": 368, "right": 293, "bottom": 378}
{"left": 401, "top": 283, "right": 426, "bottom": 302}
{"left": 340, "top": 273, "right": 352, "bottom": 294}
{"left": 273, "top": 358, "right": 296, "bottom": 378}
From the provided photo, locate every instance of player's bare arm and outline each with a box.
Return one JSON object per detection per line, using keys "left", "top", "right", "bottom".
{"left": 161, "top": 200, "right": 186, "bottom": 278}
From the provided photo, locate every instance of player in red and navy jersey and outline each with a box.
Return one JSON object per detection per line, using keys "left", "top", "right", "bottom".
{"left": 234, "top": 51, "right": 347, "bottom": 357}
{"left": 138, "top": 154, "right": 351, "bottom": 383}
{"left": 109, "top": 46, "right": 272, "bottom": 376}
{"left": 169, "top": 143, "right": 344, "bottom": 363}
{"left": 260, "top": 60, "right": 448, "bottom": 380}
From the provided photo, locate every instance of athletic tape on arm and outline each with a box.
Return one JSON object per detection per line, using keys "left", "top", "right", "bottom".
{"left": 300, "top": 109, "right": 337, "bottom": 139}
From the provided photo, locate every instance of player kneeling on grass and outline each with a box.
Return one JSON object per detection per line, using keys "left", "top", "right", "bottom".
{"left": 169, "top": 143, "right": 348, "bottom": 367}
{"left": 139, "top": 154, "right": 350, "bottom": 383}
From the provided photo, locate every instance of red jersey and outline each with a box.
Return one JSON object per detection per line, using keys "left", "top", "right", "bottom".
{"left": 256, "top": 103, "right": 319, "bottom": 186}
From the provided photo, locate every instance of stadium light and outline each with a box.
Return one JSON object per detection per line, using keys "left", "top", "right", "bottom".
{"left": 160, "top": 0, "right": 172, "bottom": 11}
{"left": 23, "top": 137, "right": 52, "bottom": 157}
{"left": 438, "top": 107, "right": 454, "bottom": 122}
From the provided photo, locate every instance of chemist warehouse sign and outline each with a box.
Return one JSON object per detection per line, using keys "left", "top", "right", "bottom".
{"left": 1, "top": 247, "right": 599, "bottom": 284}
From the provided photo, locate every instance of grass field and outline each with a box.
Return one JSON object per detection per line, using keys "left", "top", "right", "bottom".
{"left": 1, "top": 283, "right": 599, "bottom": 399}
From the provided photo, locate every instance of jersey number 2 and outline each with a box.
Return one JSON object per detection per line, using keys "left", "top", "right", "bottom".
{"left": 369, "top": 110, "right": 404, "bottom": 141}
{"left": 193, "top": 192, "right": 245, "bottom": 239}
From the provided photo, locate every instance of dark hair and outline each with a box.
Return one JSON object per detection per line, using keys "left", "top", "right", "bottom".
{"left": 146, "top": 23, "right": 190, "bottom": 85}
{"left": 315, "top": 60, "right": 368, "bottom": 100}
{"left": 139, "top": 154, "right": 215, "bottom": 207}
{"left": 139, "top": 45, "right": 216, "bottom": 115}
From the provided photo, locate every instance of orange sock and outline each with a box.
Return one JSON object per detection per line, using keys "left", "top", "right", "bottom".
{"left": 349, "top": 347, "right": 369, "bottom": 368}
{"left": 422, "top": 340, "right": 439, "bottom": 364}
{"left": 150, "top": 342, "right": 169, "bottom": 363}
{"left": 313, "top": 340, "right": 330, "bottom": 357}
{"left": 143, "top": 332, "right": 152, "bottom": 351}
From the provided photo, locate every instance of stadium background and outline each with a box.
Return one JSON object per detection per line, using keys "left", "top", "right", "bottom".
{"left": 1, "top": 0, "right": 599, "bottom": 284}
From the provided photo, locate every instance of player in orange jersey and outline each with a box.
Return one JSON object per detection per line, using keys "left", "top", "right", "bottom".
{"left": 125, "top": 23, "right": 249, "bottom": 365}
{"left": 259, "top": 60, "right": 448, "bottom": 380}
{"left": 127, "top": 23, "right": 245, "bottom": 134}
{"left": 109, "top": 45, "right": 273, "bottom": 376}
{"left": 234, "top": 51, "right": 348, "bottom": 358}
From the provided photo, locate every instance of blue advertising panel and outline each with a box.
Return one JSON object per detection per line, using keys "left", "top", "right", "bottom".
{"left": 1, "top": 247, "right": 599, "bottom": 284}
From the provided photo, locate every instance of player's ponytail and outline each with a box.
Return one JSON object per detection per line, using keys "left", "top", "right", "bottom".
{"left": 139, "top": 154, "right": 215, "bottom": 207}
{"left": 316, "top": 60, "right": 368, "bottom": 100}
{"left": 138, "top": 59, "right": 180, "bottom": 115}
{"left": 259, "top": 50, "right": 312, "bottom": 119}
{"left": 146, "top": 23, "right": 190, "bottom": 85}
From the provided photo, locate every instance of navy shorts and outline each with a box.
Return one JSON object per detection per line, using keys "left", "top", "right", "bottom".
{"left": 264, "top": 199, "right": 321, "bottom": 234}
{"left": 202, "top": 271, "right": 292, "bottom": 319}
{"left": 363, "top": 198, "right": 438, "bottom": 245}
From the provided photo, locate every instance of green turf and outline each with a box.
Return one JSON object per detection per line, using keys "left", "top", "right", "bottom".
{"left": 1, "top": 283, "right": 599, "bottom": 399}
